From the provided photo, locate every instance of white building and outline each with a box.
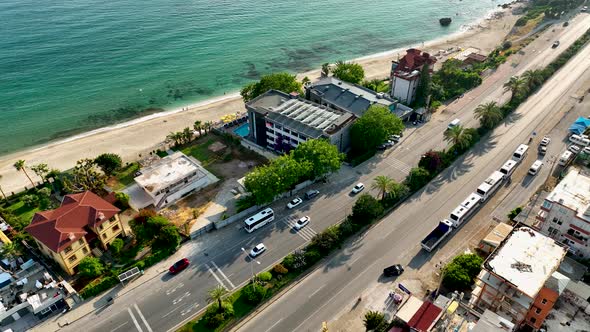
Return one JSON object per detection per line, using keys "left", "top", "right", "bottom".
{"left": 536, "top": 167, "right": 590, "bottom": 258}
{"left": 390, "top": 49, "right": 437, "bottom": 104}
{"left": 133, "top": 152, "right": 218, "bottom": 209}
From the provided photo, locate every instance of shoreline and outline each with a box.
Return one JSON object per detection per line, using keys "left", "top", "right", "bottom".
{"left": 0, "top": 5, "right": 519, "bottom": 194}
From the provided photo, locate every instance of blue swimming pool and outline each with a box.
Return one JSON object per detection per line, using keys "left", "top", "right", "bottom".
{"left": 233, "top": 123, "right": 250, "bottom": 137}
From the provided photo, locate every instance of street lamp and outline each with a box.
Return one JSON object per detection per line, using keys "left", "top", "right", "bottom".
{"left": 241, "top": 247, "right": 261, "bottom": 282}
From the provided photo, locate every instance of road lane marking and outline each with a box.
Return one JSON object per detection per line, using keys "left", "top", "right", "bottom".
{"left": 205, "top": 263, "right": 228, "bottom": 289}
{"left": 127, "top": 307, "right": 143, "bottom": 332}
{"left": 211, "top": 261, "right": 236, "bottom": 289}
{"left": 173, "top": 291, "right": 191, "bottom": 305}
{"left": 180, "top": 303, "right": 200, "bottom": 316}
{"left": 264, "top": 318, "right": 284, "bottom": 332}
{"left": 111, "top": 321, "right": 128, "bottom": 332}
{"left": 166, "top": 283, "right": 185, "bottom": 296}
{"left": 308, "top": 284, "right": 326, "bottom": 299}
{"left": 282, "top": 216, "right": 317, "bottom": 242}
{"left": 133, "top": 303, "right": 154, "bottom": 332}
{"left": 162, "top": 306, "right": 182, "bottom": 319}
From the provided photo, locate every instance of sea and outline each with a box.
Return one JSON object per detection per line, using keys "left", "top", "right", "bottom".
{"left": 0, "top": 0, "right": 507, "bottom": 156}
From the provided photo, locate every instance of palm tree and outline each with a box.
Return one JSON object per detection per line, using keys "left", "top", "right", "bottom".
{"left": 474, "top": 101, "right": 503, "bottom": 129}
{"left": 30, "top": 163, "right": 49, "bottom": 183}
{"left": 444, "top": 125, "right": 473, "bottom": 149}
{"left": 207, "top": 285, "right": 228, "bottom": 311}
{"left": 193, "top": 120, "right": 203, "bottom": 137}
{"left": 372, "top": 175, "right": 393, "bottom": 201}
{"left": 0, "top": 175, "right": 7, "bottom": 201}
{"left": 522, "top": 69, "right": 544, "bottom": 93}
{"left": 503, "top": 76, "right": 526, "bottom": 103}
{"left": 182, "top": 127, "right": 192, "bottom": 143}
{"left": 204, "top": 121, "right": 213, "bottom": 135}
{"left": 13, "top": 160, "right": 35, "bottom": 188}
{"left": 321, "top": 63, "right": 331, "bottom": 77}
{"left": 386, "top": 181, "right": 409, "bottom": 200}
{"left": 363, "top": 310, "right": 386, "bottom": 331}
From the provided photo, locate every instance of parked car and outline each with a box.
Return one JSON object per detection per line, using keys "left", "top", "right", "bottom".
{"left": 583, "top": 147, "right": 590, "bottom": 155}
{"left": 304, "top": 190, "right": 320, "bottom": 200}
{"left": 390, "top": 134, "right": 401, "bottom": 142}
{"left": 250, "top": 243, "right": 266, "bottom": 257}
{"left": 287, "top": 197, "right": 303, "bottom": 209}
{"left": 169, "top": 258, "right": 190, "bottom": 274}
{"left": 377, "top": 144, "right": 387, "bottom": 151}
{"left": 582, "top": 5, "right": 588, "bottom": 12}
{"left": 552, "top": 41, "right": 560, "bottom": 48}
{"left": 383, "top": 264, "right": 405, "bottom": 277}
{"left": 540, "top": 136, "right": 551, "bottom": 146}
{"left": 383, "top": 140, "right": 395, "bottom": 147}
{"left": 294, "top": 216, "right": 310, "bottom": 230}
{"left": 563, "top": 21, "right": 569, "bottom": 27}
{"left": 569, "top": 145, "right": 581, "bottom": 154}
{"left": 351, "top": 183, "right": 365, "bottom": 194}
{"left": 538, "top": 145, "right": 547, "bottom": 155}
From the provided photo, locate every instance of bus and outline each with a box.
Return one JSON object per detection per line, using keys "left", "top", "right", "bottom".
{"left": 476, "top": 171, "right": 505, "bottom": 202}
{"left": 512, "top": 144, "right": 529, "bottom": 162}
{"left": 499, "top": 159, "right": 518, "bottom": 179}
{"left": 244, "top": 208, "right": 275, "bottom": 233}
{"left": 449, "top": 193, "right": 482, "bottom": 227}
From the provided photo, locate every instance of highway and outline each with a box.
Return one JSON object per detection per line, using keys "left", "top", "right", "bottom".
{"left": 40, "top": 13, "right": 590, "bottom": 332}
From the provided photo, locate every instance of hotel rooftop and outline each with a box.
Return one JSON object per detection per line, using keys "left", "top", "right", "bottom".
{"left": 546, "top": 167, "right": 590, "bottom": 223}
{"left": 134, "top": 152, "right": 205, "bottom": 195}
{"left": 486, "top": 227, "right": 567, "bottom": 298}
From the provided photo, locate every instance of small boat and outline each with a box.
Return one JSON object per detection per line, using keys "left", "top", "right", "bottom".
{"left": 439, "top": 17, "right": 452, "bottom": 26}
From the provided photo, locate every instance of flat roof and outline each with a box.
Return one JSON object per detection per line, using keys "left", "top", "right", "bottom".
{"left": 396, "top": 296, "right": 424, "bottom": 323}
{"left": 546, "top": 167, "right": 590, "bottom": 223}
{"left": 486, "top": 227, "right": 566, "bottom": 298}
{"left": 481, "top": 223, "right": 513, "bottom": 248}
{"left": 134, "top": 152, "right": 205, "bottom": 194}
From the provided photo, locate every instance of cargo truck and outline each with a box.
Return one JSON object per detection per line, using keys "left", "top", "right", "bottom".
{"left": 421, "top": 219, "right": 454, "bottom": 252}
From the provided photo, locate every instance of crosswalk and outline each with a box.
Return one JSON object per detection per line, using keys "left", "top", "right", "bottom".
{"left": 282, "top": 216, "right": 318, "bottom": 241}
{"left": 205, "top": 261, "right": 236, "bottom": 290}
{"left": 384, "top": 157, "right": 412, "bottom": 174}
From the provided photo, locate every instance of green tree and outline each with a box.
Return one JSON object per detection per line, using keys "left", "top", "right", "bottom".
{"left": 207, "top": 285, "right": 228, "bottom": 311}
{"left": 361, "top": 79, "right": 389, "bottom": 93}
{"left": 386, "top": 181, "right": 409, "bottom": 201}
{"left": 302, "top": 76, "right": 310, "bottom": 85}
{"left": 522, "top": 69, "right": 544, "bottom": 93}
{"left": 152, "top": 224, "right": 181, "bottom": 253}
{"left": 94, "top": 153, "right": 122, "bottom": 176}
{"left": 193, "top": 120, "right": 203, "bottom": 136}
{"left": 30, "top": 163, "right": 49, "bottom": 183}
{"left": 363, "top": 310, "right": 386, "bottom": 332}
{"left": 503, "top": 75, "right": 526, "bottom": 104}
{"left": 114, "top": 192, "right": 130, "bottom": 210}
{"left": 405, "top": 167, "right": 433, "bottom": 192}
{"left": 309, "top": 225, "right": 341, "bottom": 255}
{"left": 166, "top": 132, "right": 183, "bottom": 146}
{"left": 240, "top": 72, "right": 303, "bottom": 102}
{"left": 442, "top": 253, "right": 484, "bottom": 290}
{"left": 372, "top": 175, "right": 393, "bottom": 201}
{"left": 22, "top": 194, "right": 39, "bottom": 208}
{"left": 431, "top": 59, "right": 482, "bottom": 100}
{"left": 0, "top": 175, "right": 6, "bottom": 201}
{"left": 291, "top": 139, "right": 344, "bottom": 179}
{"left": 350, "top": 105, "right": 404, "bottom": 153}
{"left": 0, "top": 242, "right": 19, "bottom": 260}
{"left": 62, "top": 158, "right": 107, "bottom": 194}
{"left": 418, "top": 150, "right": 444, "bottom": 174}
{"left": 332, "top": 61, "right": 365, "bottom": 84}
{"left": 182, "top": 127, "right": 192, "bottom": 143}
{"left": 474, "top": 101, "right": 503, "bottom": 129}
{"left": 13, "top": 160, "right": 35, "bottom": 188}
{"left": 414, "top": 63, "right": 431, "bottom": 107}
{"left": 78, "top": 256, "right": 105, "bottom": 279}
{"left": 443, "top": 125, "right": 473, "bottom": 149}
{"left": 243, "top": 283, "right": 266, "bottom": 304}
{"left": 351, "top": 194, "right": 383, "bottom": 224}
{"left": 204, "top": 121, "right": 213, "bottom": 135}
{"left": 321, "top": 63, "right": 331, "bottom": 77}
{"left": 109, "top": 238, "right": 124, "bottom": 256}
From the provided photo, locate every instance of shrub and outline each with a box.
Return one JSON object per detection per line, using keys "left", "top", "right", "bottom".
{"left": 508, "top": 206, "right": 523, "bottom": 220}
{"left": 257, "top": 271, "right": 272, "bottom": 282}
{"left": 351, "top": 194, "right": 383, "bottom": 224}
{"left": 405, "top": 167, "right": 433, "bottom": 192}
{"left": 282, "top": 250, "right": 306, "bottom": 271}
{"left": 364, "top": 310, "right": 387, "bottom": 331}
{"left": 502, "top": 40, "right": 512, "bottom": 50}
{"left": 78, "top": 256, "right": 105, "bottom": 279}
{"left": 79, "top": 275, "right": 118, "bottom": 299}
{"left": 273, "top": 264, "right": 288, "bottom": 275}
{"left": 22, "top": 194, "right": 39, "bottom": 208}
{"left": 202, "top": 301, "right": 234, "bottom": 328}
{"left": 243, "top": 283, "right": 266, "bottom": 304}
{"left": 304, "top": 248, "right": 321, "bottom": 266}
{"left": 418, "top": 150, "right": 444, "bottom": 174}
{"left": 236, "top": 195, "right": 257, "bottom": 213}
{"left": 109, "top": 238, "right": 124, "bottom": 257}
{"left": 37, "top": 187, "right": 51, "bottom": 198}
{"left": 114, "top": 192, "right": 130, "bottom": 210}
{"left": 309, "top": 225, "right": 342, "bottom": 255}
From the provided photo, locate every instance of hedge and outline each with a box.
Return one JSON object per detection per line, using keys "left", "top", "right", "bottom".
{"left": 79, "top": 275, "right": 118, "bottom": 299}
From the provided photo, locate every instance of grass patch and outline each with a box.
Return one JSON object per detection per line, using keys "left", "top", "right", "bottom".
{"left": 180, "top": 138, "right": 218, "bottom": 166}
{"left": 6, "top": 201, "right": 40, "bottom": 225}
{"left": 110, "top": 163, "right": 140, "bottom": 190}
{"left": 156, "top": 150, "right": 168, "bottom": 158}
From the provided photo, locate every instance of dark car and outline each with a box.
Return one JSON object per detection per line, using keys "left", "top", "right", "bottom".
{"left": 383, "top": 264, "right": 404, "bottom": 277}
{"left": 552, "top": 41, "right": 560, "bottom": 48}
{"left": 169, "top": 258, "right": 190, "bottom": 274}
{"left": 304, "top": 189, "right": 320, "bottom": 200}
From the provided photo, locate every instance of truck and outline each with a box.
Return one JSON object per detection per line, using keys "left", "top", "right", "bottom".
{"left": 421, "top": 219, "right": 454, "bottom": 252}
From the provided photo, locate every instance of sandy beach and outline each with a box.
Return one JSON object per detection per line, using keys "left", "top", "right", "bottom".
{"left": 0, "top": 7, "right": 520, "bottom": 194}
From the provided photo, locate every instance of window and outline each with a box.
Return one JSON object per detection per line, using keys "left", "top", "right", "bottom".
{"left": 98, "top": 225, "right": 103, "bottom": 231}
{"left": 68, "top": 255, "right": 77, "bottom": 263}
{"left": 112, "top": 225, "right": 120, "bottom": 232}
{"left": 542, "top": 201, "right": 552, "bottom": 209}
{"left": 530, "top": 317, "right": 536, "bottom": 324}
{"left": 78, "top": 239, "right": 84, "bottom": 245}
{"left": 541, "top": 298, "right": 547, "bottom": 304}
{"left": 535, "top": 308, "right": 542, "bottom": 314}
{"left": 82, "top": 248, "right": 89, "bottom": 254}
{"left": 64, "top": 246, "right": 72, "bottom": 254}
{"left": 102, "top": 233, "right": 107, "bottom": 239}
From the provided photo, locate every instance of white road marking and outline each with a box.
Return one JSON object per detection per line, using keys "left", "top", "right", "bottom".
{"left": 211, "top": 261, "right": 236, "bottom": 289}
{"left": 110, "top": 321, "right": 128, "bottom": 332}
{"left": 162, "top": 306, "right": 182, "bottom": 319}
{"left": 180, "top": 303, "right": 200, "bottom": 316}
{"left": 127, "top": 307, "right": 143, "bottom": 332}
{"left": 384, "top": 157, "right": 412, "bottom": 173}
{"left": 172, "top": 291, "right": 191, "bottom": 305}
{"left": 264, "top": 318, "right": 284, "bottom": 332}
{"left": 133, "top": 303, "right": 154, "bottom": 332}
{"left": 205, "top": 263, "right": 228, "bottom": 289}
{"left": 308, "top": 284, "right": 326, "bottom": 299}
{"left": 282, "top": 216, "right": 318, "bottom": 242}
{"left": 165, "top": 282, "right": 185, "bottom": 296}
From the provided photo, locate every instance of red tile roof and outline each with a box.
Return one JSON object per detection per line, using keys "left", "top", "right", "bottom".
{"left": 407, "top": 301, "right": 443, "bottom": 332}
{"left": 395, "top": 48, "right": 437, "bottom": 73}
{"left": 25, "top": 191, "right": 120, "bottom": 252}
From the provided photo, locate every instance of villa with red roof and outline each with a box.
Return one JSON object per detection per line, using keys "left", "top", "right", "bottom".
{"left": 25, "top": 191, "right": 125, "bottom": 275}
{"left": 390, "top": 49, "right": 437, "bottom": 104}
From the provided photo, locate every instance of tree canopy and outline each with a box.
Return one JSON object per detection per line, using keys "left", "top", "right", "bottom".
{"left": 350, "top": 105, "right": 404, "bottom": 153}
{"left": 130, "top": 215, "right": 180, "bottom": 253}
{"left": 442, "top": 253, "right": 484, "bottom": 290}
{"left": 95, "top": 153, "right": 122, "bottom": 176}
{"left": 332, "top": 61, "right": 365, "bottom": 84}
{"left": 474, "top": 101, "right": 503, "bottom": 129}
{"left": 431, "top": 59, "right": 482, "bottom": 101}
{"left": 291, "top": 139, "right": 344, "bottom": 179}
{"left": 78, "top": 256, "right": 105, "bottom": 279}
{"left": 62, "top": 158, "right": 107, "bottom": 194}
{"left": 414, "top": 63, "right": 431, "bottom": 107}
{"left": 240, "top": 72, "right": 303, "bottom": 102}
{"left": 351, "top": 194, "right": 383, "bottom": 224}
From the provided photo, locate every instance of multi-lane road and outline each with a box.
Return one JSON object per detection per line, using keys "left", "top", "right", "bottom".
{"left": 39, "top": 13, "right": 590, "bottom": 332}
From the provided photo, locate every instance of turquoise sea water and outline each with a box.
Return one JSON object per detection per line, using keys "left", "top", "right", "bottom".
{"left": 0, "top": 0, "right": 506, "bottom": 155}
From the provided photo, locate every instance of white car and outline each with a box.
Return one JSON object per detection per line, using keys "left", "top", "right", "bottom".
{"left": 390, "top": 134, "right": 401, "bottom": 142}
{"left": 351, "top": 183, "right": 365, "bottom": 194}
{"left": 249, "top": 243, "right": 266, "bottom": 257}
{"left": 287, "top": 197, "right": 303, "bottom": 209}
{"left": 569, "top": 145, "right": 581, "bottom": 154}
{"left": 583, "top": 147, "right": 590, "bottom": 155}
{"left": 294, "top": 216, "right": 310, "bottom": 230}
{"left": 540, "top": 136, "right": 551, "bottom": 146}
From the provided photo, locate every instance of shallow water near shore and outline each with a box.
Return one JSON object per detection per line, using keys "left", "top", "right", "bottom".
{"left": 0, "top": 0, "right": 506, "bottom": 155}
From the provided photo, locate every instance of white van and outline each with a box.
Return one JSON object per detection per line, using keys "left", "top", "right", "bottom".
{"left": 448, "top": 119, "right": 461, "bottom": 130}
{"left": 499, "top": 160, "right": 518, "bottom": 179}
{"left": 528, "top": 160, "right": 543, "bottom": 176}
{"left": 512, "top": 144, "right": 529, "bottom": 162}
{"left": 569, "top": 134, "right": 590, "bottom": 147}
{"left": 558, "top": 151, "right": 573, "bottom": 166}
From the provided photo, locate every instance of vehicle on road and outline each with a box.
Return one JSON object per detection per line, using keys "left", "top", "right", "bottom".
{"left": 421, "top": 219, "right": 454, "bottom": 252}
{"left": 383, "top": 264, "right": 404, "bottom": 277}
{"left": 552, "top": 41, "right": 560, "bottom": 48}
{"left": 583, "top": 147, "right": 590, "bottom": 155}
{"left": 512, "top": 144, "right": 529, "bottom": 162}
{"left": 569, "top": 134, "right": 590, "bottom": 147}
{"left": 528, "top": 160, "right": 543, "bottom": 176}
{"left": 563, "top": 21, "right": 569, "bottom": 27}
{"left": 390, "top": 134, "right": 401, "bottom": 142}
{"left": 449, "top": 192, "right": 482, "bottom": 227}
{"left": 499, "top": 159, "right": 518, "bottom": 179}
{"left": 304, "top": 190, "right": 320, "bottom": 200}
{"left": 538, "top": 145, "right": 547, "bottom": 155}
{"left": 377, "top": 144, "right": 387, "bottom": 150}
{"left": 287, "top": 197, "right": 303, "bottom": 209}
{"left": 250, "top": 243, "right": 266, "bottom": 257}
{"left": 476, "top": 171, "right": 504, "bottom": 202}
{"left": 169, "top": 258, "right": 190, "bottom": 274}
{"left": 559, "top": 150, "right": 573, "bottom": 166}
{"left": 569, "top": 145, "right": 581, "bottom": 154}
{"left": 582, "top": 5, "right": 587, "bottom": 12}
{"left": 448, "top": 119, "right": 461, "bottom": 130}
{"left": 540, "top": 136, "right": 551, "bottom": 146}
{"left": 244, "top": 208, "right": 275, "bottom": 233}
{"left": 351, "top": 183, "right": 365, "bottom": 194}
{"left": 294, "top": 216, "right": 310, "bottom": 230}
{"left": 384, "top": 140, "right": 395, "bottom": 147}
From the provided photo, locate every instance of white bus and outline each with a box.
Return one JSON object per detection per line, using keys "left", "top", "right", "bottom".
{"left": 244, "top": 208, "right": 275, "bottom": 233}
{"left": 499, "top": 159, "right": 518, "bottom": 179}
{"left": 558, "top": 150, "right": 573, "bottom": 166}
{"left": 449, "top": 192, "right": 482, "bottom": 227}
{"left": 476, "top": 171, "right": 505, "bottom": 202}
{"left": 512, "top": 144, "right": 529, "bottom": 162}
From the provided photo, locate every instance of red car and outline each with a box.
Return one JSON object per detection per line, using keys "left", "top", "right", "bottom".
{"left": 169, "top": 258, "right": 190, "bottom": 274}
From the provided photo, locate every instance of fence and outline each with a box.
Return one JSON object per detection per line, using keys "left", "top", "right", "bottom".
{"left": 240, "top": 140, "right": 277, "bottom": 160}
{"left": 213, "top": 205, "right": 260, "bottom": 230}
{"left": 189, "top": 222, "right": 214, "bottom": 239}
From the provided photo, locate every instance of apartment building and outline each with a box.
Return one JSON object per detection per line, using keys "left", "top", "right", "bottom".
{"left": 25, "top": 191, "right": 124, "bottom": 275}
{"left": 470, "top": 226, "right": 568, "bottom": 330}
{"left": 390, "top": 48, "right": 436, "bottom": 104}
{"left": 536, "top": 167, "right": 590, "bottom": 258}
{"left": 246, "top": 89, "right": 356, "bottom": 152}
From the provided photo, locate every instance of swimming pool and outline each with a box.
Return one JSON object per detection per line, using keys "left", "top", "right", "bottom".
{"left": 233, "top": 123, "right": 250, "bottom": 137}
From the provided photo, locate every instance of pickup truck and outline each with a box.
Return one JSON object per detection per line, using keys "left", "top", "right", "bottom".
{"left": 421, "top": 219, "right": 454, "bottom": 252}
